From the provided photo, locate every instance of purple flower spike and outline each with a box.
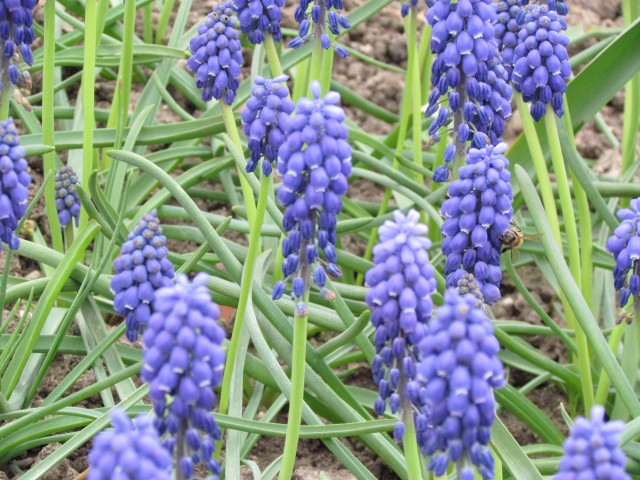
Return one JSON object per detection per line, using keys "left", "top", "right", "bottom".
{"left": 273, "top": 81, "right": 351, "bottom": 310}
{"left": 141, "top": 273, "right": 225, "bottom": 479}
{"left": 231, "top": 0, "right": 285, "bottom": 44}
{"left": 111, "top": 211, "right": 175, "bottom": 342}
{"left": 242, "top": 75, "right": 294, "bottom": 176}
{"left": 440, "top": 139, "right": 513, "bottom": 305}
{"left": 494, "top": 0, "right": 529, "bottom": 80}
{"left": 417, "top": 289, "right": 505, "bottom": 480}
{"left": 186, "top": 3, "right": 243, "bottom": 105}
{"left": 87, "top": 408, "right": 172, "bottom": 480}
{"left": 0, "top": 0, "right": 36, "bottom": 92}
{"left": 512, "top": 4, "right": 571, "bottom": 121}
{"left": 554, "top": 405, "right": 629, "bottom": 480}
{"left": 365, "top": 209, "right": 436, "bottom": 440}
{"left": 606, "top": 198, "right": 640, "bottom": 311}
{"left": 290, "top": 0, "right": 350, "bottom": 56}
{"left": 0, "top": 118, "right": 31, "bottom": 250}
{"left": 54, "top": 165, "right": 80, "bottom": 228}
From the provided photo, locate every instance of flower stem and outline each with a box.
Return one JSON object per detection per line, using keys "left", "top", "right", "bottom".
{"left": 308, "top": 5, "right": 326, "bottom": 89}
{"left": 594, "top": 323, "right": 626, "bottom": 406}
{"left": 409, "top": 7, "right": 423, "bottom": 185}
{"left": 401, "top": 394, "right": 422, "bottom": 480}
{"left": 0, "top": 67, "right": 11, "bottom": 120}
{"left": 176, "top": 420, "right": 187, "bottom": 480}
{"left": 622, "top": 0, "right": 640, "bottom": 177}
{"left": 264, "top": 33, "right": 284, "bottom": 77}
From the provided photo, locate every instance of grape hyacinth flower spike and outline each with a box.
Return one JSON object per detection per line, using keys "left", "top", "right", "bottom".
{"left": 365, "top": 209, "right": 436, "bottom": 442}
{"left": 606, "top": 198, "right": 640, "bottom": 315}
{"left": 440, "top": 139, "right": 513, "bottom": 304}
{"left": 87, "top": 408, "right": 172, "bottom": 480}
{"left": 511, "top": 3, "right": 571, "bottom": 121}
{"left": 493, "top": 0, "right": 528, "bottom": 80}
{"left": 554, "top": 405, "right": 629, "bottom": 480}
{"left": 272, "top": 80, "right": 352, "bottom": 311}
{"left": 0, "top": 117, "right": 31, "bottom": 250}
{"left": 290, "top": 0, "right": 350, "bottom": 58}
{"left": 111, "top": 211, "right": 175, "bottom": 342}
{"left": 231, "top": 0, "right": 285, "bottom": 44}
{"left": 242, "top": 75, "right": 294, "bottom": 176}
{"left": 417, "top": 289, "right": 505, "bottom": 479}
{"left": 186, "top": 2, "right": 242, "bottom": 105}
{"left": 141, "top": 273, "right": 225, "bottom": 479}
{"left": 54, "top": 165, "right": 80, "bottom": 228}
{"left": 0, "top": 0, "right": 36, "bottom": 96}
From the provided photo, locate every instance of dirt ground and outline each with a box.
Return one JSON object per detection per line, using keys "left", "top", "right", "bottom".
{"left": 0, "top": 0, "right": 629, "bottom": 478}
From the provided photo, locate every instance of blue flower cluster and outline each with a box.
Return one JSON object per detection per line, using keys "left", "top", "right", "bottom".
{"left": 111, "top": 211, "right": 175, "bottom": 342}
{"left": 0, "top": 0, "right": 36, "bottom": 91}
{"left": 141, "top": 273, "right": 225, "bottom": 480}
{"left": 88, "top": 409, "right": 172, "bottom": 480}
{"left": 606, "top": 198, "right": 640, "bottom": 310}
{"left": 512, "top": 3, "right": 571, "bottom": 121}
{"left": 494, "top": 0, "right": 528, "bottom": 80}
{"left": 242, "top": 75, "right": 294, "bottom": 176}
{"left": 440, "top": 140, "right": 513, "bottom": 305}
{"left": 290, "top": 0, "right": 350, "bottom": 58}
{"left": 0, "top": 117, "right": 30, "bottom": 250}
{"left": 417, "top": 289, "right": 505, "bottom": 480}
{"left": 425, "top": 0, "right": 513, "bottom": 152}
{"left": 54, "top": 165, "right": 80, "bottom": 228}
{"left": 186, "top": 2, "right": 242, "bottom": 105}
{"left": 365, "top": 209, "right": 436, "bottom": 442}
{"left": 272, "top": 81, "right": 352, "bottom": 313}
{"left": 554, "top": 405, "right": 629, "bottom": 480}
{"left": 231, "top": 0, "right": 285, "bottom": 44}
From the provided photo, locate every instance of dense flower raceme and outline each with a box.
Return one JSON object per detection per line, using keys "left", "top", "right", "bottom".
{"left": 110, "top": 211, "right": 175, "bottom": 342}
{"left": 272, "top": 81, "right": 352, "bottom": 312}
{"left": 54, "top": 165, "right": 80, "bottom": 228}
{"left": 242, "top": 75, "right": 294, "bottom": 176}
{"left": 417, "top": 289, "right": 505, "bottom": 480}
{"left": 0, "top": 0, "right": 36, "bottom": 92}
{"left": 290, "top": 0, "right": 350, "bottom": 57}
{"left": 605, "top": 198, "right": 640, "bottom": 311}
{"left": 511, "top": 3, "right": 571, "bottom": 121}
{"left": 425, "top": 0, "right": 513, "bottom": 157}
{"left": 440, "top": 140, "right": 513, "bottom": 305}
{"left": 554, "top": 405, "right": 630, "bottom": 480}
{"left": 0, "top": 117, "right": 30, "bottom": 250}
{"left": 231, "top": 0, "right": 285, "bottom": 44}
{"left": 186, "top": 2, "right": 242, "bottom": 105}
{"left": 365, "top": 209, "right": 436, "bottom": 442}
{"left": 87, "top": 409, "right": 172, "bottom": 480}
{"left": 493, "top": 0, "right": 528, "bottom": 80}
{"left": 141, "top": 273, "right": 225, "bottom": 480}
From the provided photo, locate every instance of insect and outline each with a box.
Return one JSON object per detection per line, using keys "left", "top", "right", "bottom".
{"left": 499, "top": 220, "right": 543, "bottom": 262}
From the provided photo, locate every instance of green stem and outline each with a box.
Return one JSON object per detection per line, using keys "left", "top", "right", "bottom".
{"left": 156, "top": 0, "right": 176, "bottom": 44}
{"left": 264, "top": 33, "right": 284, "bottom": 77}
{"left": 594, "top": 323, "right": 626, "bottom": 406}
{"left": 0, "top": 68, "right": 11, "bottom": 120}
{"left": 308, "top": 19, "right": 325, "bottom": 87}
{"left": 402, "top": 400, "right": 422, "bottom": 480}
{"left": 418, "top": 23, "right": 432, "bottom": 103}
{"left": 409, "top": 8, "right": 423, "bottom": 185}
{"left": 622, "top": 0, "right": 640, "bottom": 176}
{"left": 544, "top": 109, "right": 594, "bottom": 413}
{"left": 293, "top": 58, "right": 310, "bottom": 103}
{"left": 143, "top": 4, "right": 153, "bottom": 45}
{"left": 63, "top": 223, "right": 74, "bottom": 252}
{"left": 42, "top": 0, "right": 63, "bottom": 253}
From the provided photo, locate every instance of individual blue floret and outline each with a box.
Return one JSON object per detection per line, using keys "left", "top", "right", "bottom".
{"left": 141, "top": 273, "right": 225, "bottom": 480}
{"left": 0, "top": 0, "right": 36, "bottom": 92}
{"left": 0, "top": 117, "right": 30, "bottom": 250}
{"left": 554, "top": 405, "right": 630, "bottom": 480}
{"left": 87, "top": 408, "right": 172, "bottom": 480}
{"left": 111, "top": 211, "right": 175, "bottom": 342}
{"left": 512, "top": 3, "right": 571, "bottom": 121}
{"left": 186, "top": 2, "right": 243, "bottom": 105}
{"left": 494, "top": 0, "right": 529, "bottom": 80}
{"left": 241, "top": 75, "right": 294, "bottom": 176}
{"left": 272, "top": 81, "right": 352, "bottom": 313}
{"left": 54, "top": 165, "right": 80, "bottom": 228}
{"left": 440, "top": 139, "right": 513, "bottom": 305}
{"left": 290, "top": 0, "right": 350, "bottom": 57}
{"left": 365, "top": 209, "right": 436, "bottom": 442}
{"left": 417, "top": 289, "right": 505, "bottom": 479}
{"left": 231, "top": 0, "right": 285, "bottom": 44}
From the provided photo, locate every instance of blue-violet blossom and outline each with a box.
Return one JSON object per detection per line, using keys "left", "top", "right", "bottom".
{"left": 272, "top": 81, "right": 352, "bottom": 313}
{"left": 111, "top": 211, "right": 175, "bottom": 342}
{"left": 493, "top": 0, "right": 528, "bottom": 80}
{"left": 187, "top": 2, "right": 243, "bottom": 105}
{"left": 511, "top": 3, "right": 571, "bottom": 121}
{"left": 231, "top": 0, "right": 285, "bottom": 44}
{"left": 141, "top": 273, "right": 225, "bottom": 480}
{"left": 88, "top": 408, "right": 172, "bottom": 480}
{"left": 417, "top": 289, "right": 505, "bottom": 479}
{"left": 606, "top": 198, "right": 640, "bottom": 311}
{"left": 0, "top": 117, "right": 30, "bottom": 250}
{"left": 440, "top": 139, "right": 513, "bottom": 305}
{"left": 54, "top": 165, "right": 80, "bottom": 228}
{"left": 290, "top": 0, "right": 350, "bottom": 58}
{"left": 0, "top": 0, "right": 36, "bottom": 92}
{"left": 242, "top": 75, "right": 294, "bottom": 176}
{"left": 365, "top": 209, "right": 436, "bottom": 442}
{"left": 554, "top": 405, "right": 629, "bottom": 480}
